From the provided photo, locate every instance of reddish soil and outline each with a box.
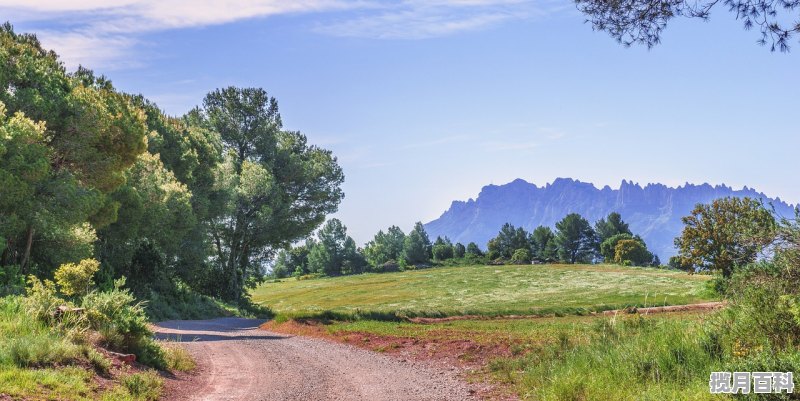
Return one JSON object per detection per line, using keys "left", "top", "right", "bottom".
{"left": 155, "top": 318, "right": 479, "bottom": 401}
{"left": 263, "top": 320, "right": 519, "bottom": 401}
{"left": 408, "top": 301, "right": 726, "bottom": 324}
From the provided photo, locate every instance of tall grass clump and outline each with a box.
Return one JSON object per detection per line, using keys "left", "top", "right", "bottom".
{"left": 506, "top": 315, "right": 720, "bottom": 401}
{"left": 81, "top": 278, "right": 165, "bottom": 368}
{"left": 0, "top": 296, "right": 82, "bottom": 368}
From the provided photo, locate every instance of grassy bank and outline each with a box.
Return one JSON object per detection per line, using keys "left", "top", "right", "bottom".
{"left": 253, "top": 264, "right": 716, "bottom": 319}
{"left": 0, "top": 295, "right": 184, "bottom": 400}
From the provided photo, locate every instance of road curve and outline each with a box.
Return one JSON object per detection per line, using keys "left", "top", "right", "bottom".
{"left": 154, "top": 318, "right": 477, "bottom": 401}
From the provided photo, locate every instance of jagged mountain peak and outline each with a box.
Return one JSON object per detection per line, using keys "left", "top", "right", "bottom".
{"left": 425, "top": 178, "right": 794, "bottom": 259}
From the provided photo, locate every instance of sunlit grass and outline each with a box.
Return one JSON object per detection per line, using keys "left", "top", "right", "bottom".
{"left": 253, "top": 264, "right": 716, "bottom": 318}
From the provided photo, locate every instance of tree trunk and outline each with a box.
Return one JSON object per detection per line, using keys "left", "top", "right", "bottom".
{"left": 21, "top": 226, "right": 34, "bottom": 274}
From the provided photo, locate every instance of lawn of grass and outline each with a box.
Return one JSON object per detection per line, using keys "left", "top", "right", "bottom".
{"left": 253, "top": 264, "right": 716, "bottom": 318}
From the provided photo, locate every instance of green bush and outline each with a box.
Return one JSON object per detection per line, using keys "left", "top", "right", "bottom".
{"left": 510, "top": 248, "right": 531, "bottom": 264}
{"left": 100, "top": 371, "right": 164, "bottom": 401}
{"left": 22, "top": 276, "right": 64, "bottom": 324}
{"left": 54, "top": 258, "right": 100, "bottom": 297}
{"left": 81, "top": 279, "right": 165, "bottom": 368}
{"left": 0, "top": 264, "right": 25, "bottom": 296}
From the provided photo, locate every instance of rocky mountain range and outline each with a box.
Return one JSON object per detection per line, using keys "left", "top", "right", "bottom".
{"left": 424, "top": 178, "right": 796, "bottom": 259}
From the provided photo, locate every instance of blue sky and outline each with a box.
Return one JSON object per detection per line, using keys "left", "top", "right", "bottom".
{"left": 2, "top": 0, "right": 798, "bottom": 244}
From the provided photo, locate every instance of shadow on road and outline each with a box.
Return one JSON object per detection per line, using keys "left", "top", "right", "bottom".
{"left": 154, "top": 332, "right": 285, "bottom": 342}
{"left": 153, "top": 317, "right": 285, "bottom": 342}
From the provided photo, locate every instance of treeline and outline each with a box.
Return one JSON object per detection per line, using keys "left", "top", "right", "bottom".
{"left": 0, "top": 24, "right": 344, "bottom": 309}
{"left": 486, "top": 212, "right": 659, "bottom": 266}
{"left": 272, "top": 211, "right": 659, "bottom": 278}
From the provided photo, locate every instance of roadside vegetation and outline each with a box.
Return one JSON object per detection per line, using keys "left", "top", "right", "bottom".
{"left": 0, "top": 260, "right": 194, "bottom": 400}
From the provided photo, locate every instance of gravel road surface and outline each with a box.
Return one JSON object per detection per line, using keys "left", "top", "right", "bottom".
{"left": 154, "top": 318, "right": 478, "bottom": 401}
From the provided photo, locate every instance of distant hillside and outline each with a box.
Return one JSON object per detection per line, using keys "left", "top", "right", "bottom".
{"left": 424, "top": 178, "right": 795, "bottom": 259}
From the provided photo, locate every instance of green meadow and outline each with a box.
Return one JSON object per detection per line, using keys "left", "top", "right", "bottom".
{"left": 252, "top": 264, "right": 716, "bottom": 318}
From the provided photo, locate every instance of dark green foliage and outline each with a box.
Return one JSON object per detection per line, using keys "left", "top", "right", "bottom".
{"left": 363, "top": 226, "right": 405, "bottom": 267}
{"left": 198, "top": 87, "right": 344, "bottom": 300}
{"left": 594, "top": 212, "right": 631, "bottom": 245}
{"left": 431, "top": 236, "right": 455, "bottom": 261}
{"left": 487, "top": 223, "right": 529, "bottom": 260}
{"left": 530, "top": 226, "right": 557, "bottom": 262}
{"left": 307, "top": 219, "right": 365, "bottom": 276}
{"left": 401, "top": 222, "right": 431, "bottom": 265}
{"left": 1, "top": 25, "right": 348, "bottom": 312}
{"left": 272, "top": 240, "right": 316, "bottom": 278}
{"left": 554, "top": 213, "right": 596, "bottom": 264}
{"left": 453, "top": 242, "right": 466, "bottom": 258}
{"left": 466, "top": 242, "right": 483, "bottom": 257}
{"left": 576, "top": 0, "right": 800, "bottom": 52}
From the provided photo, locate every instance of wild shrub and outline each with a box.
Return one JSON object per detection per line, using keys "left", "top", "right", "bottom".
{"left": 54, "top": 258, "right": 100, "bottom": 297}
{"left": 121, "top": 371, "right": 163, "bottom": 401}
{"left": 100, "top": 371, "right": 164, "bottom": 401}
{"left": 83, "top": 346, "right": 112, "bottom": 375}
{"left": 22, "top": 276, "right": 63, "bottom": 324}
{"left": 162, "top": 344, "right": 196, "bottom": 372}
{"left": 81, "top": 278, "right": 165, "bottom": 368}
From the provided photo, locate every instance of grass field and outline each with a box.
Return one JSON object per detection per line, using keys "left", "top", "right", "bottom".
{"left": 252, "top": 264, "right": 716, "bottom": 318}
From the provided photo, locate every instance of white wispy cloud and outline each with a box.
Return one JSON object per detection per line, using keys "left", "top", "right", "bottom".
{"left": 0, "top": 0, "right": 551, "bottom": 70}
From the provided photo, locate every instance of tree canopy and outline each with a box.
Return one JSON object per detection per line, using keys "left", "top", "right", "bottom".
{"left": 675, "top": 197, "right": 776, "bottom": 277}
{"left": 0, "top": 24, "right": 345, "bottom": 305}
{"left": 575, "top": 0, "right": 800, "bottom": 51}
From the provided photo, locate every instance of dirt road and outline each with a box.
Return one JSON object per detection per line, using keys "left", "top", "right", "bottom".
{"left": 154, "top": 318, "right": 477, "bottom": 401}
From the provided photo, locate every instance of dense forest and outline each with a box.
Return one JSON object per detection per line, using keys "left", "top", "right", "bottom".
{"left": 0, "top": 24, "right": 344, "bottom": 310}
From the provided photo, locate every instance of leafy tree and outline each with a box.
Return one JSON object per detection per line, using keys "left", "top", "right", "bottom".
{"left": 272, "top": 241, "right": 315, "bottom": 278}
{"left": 594, "top": 212, "right": 632, "bottom": 250}
{"left": 675, "top": 197, "right": 776, "bottom": 278}
{"left": 531, "top": 226, "right": 557, "bottom": 262}
{"left": 432, "top": 236, "right": 455, "bottom": 261}
{"left": 487, "top": 223, "right": 529, "bottom": 259}
{"left": 401, "top": 222, "right": 431, "bottom": 265}
{"left": 613, "top": 239, "right": 654, "bottom": 266}
{"left": 453, "top": 242, "right": 466, "bottom": 259}
{"left": 511, "top": 248, "right": 532, "bottom": 264}
{"left": 466, "top": 242, "right": 483, "bottom": 257}
{"left": 600, "top": 233, "right": 635, "bottom": 262}
{"left": 576, "top": 0, "right": 800, "bottom": 51}
{"left": 555, "top": 213, "right": 596, "bottom": 264}
{"left": 363, "top": 226, "right": 405, "bottom": 267}
{"left": 95, "top": 151, "right": 195, "bottom": 290}
{"left": 0, "top": 27, "right": 148, "bottom": 273}
{"left": 307, "top": 219, "right": 363, "bottom": 276}
{"left": 198, "top": 87, "right": 344, "bottom": 300}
